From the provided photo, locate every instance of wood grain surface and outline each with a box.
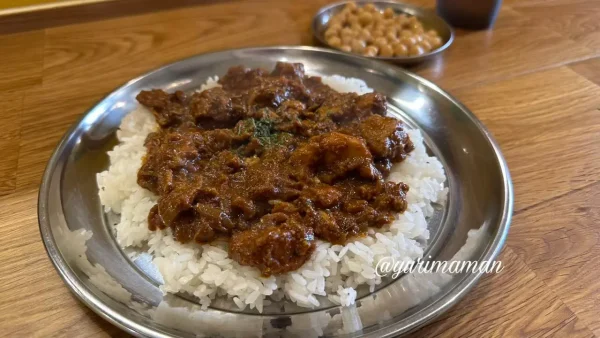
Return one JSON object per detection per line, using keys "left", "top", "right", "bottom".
{"left": 0, "top": 0, "right": 599, "bottom": 337}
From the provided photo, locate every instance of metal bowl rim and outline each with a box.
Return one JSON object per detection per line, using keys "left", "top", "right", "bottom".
{"left": 311, "top": 0, "right": 455, "bottom": 62}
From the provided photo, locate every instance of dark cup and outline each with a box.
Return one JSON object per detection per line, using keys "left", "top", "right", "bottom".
{"left": 436, "top": 0, "right": 502, "bottom": 30}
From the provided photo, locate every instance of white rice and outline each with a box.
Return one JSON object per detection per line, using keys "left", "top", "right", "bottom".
{"left": 97, "top": 75, "right": 447, "bottom": 312}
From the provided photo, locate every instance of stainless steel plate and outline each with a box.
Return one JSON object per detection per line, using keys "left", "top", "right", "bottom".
{"left": 39, "top": 46, "right": 512, "bottom": 337}
{"left": 312, "top": 1, "right": 455, "bottom": 64}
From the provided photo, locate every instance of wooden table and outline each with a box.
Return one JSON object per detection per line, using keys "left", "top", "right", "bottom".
{"left": 1, "top": 0, "right": 599, "bottom": 336}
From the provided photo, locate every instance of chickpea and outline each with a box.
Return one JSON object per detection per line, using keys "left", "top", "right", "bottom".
{"left": 350, "top": 22, "right": 362, "bottom": 31}
{"left": 336, "top": 12, "right": 348, "bottom": 24}
{"left": 393, "top": 43, "right": 409, "bottom": 56}
{"left": 413, "top": 34, "right": 424, "bottom": 42}
{"left": 329, "top": 22, "right": 343, "bottom": 32}
{"left": 409, "top": 44, "right": 425, "bottom": 56}
{"left": 373, "top": 36, "right": 388, "bottom": 49}
{"left": 358, "top": 28, "right": 372, "bottom": 43}
{"left": 364, "top": 45, "right": 379, "bottom": 56}
{"left": 412, "top": 25, "right": 425, "bottom": 34}
{"left": 325, "top": 28, "right": 338, "bottom": 40}
{"left": 364, "top": 3, "right": 377, "bottom": 12}
{"left": 419, "top": 40, "right": 432, "bottom": 52}
{"left": 384, "top": 19, "right": 397, "bottom": 28}
{"left": 373, "top": 20, "right": 385, "bottom": 31}
{"left": 340, "top": 27, "right": 355, "bottom": 38}
{"left": 395, "top": 14, "right": 406, "bottom": 25}
{"left": 327, "top": 36, "right": 342, "bottom": 48}
{"left": 340, "top": 7, "right": 352, "bottom": 17}
{"left": 341, "top": 35, "right": 353, "bottom": 45}
{"left": 429, "top": 36, "right": 443, "bottom": 48}
{"left": 372, "top": 10, "right": 383, "bottom": 22}
{"left": 347, "top": 15, "right": 360, "bottom": 26}
{"left": 358, "top": 12, "right": 373, "bottom": 26}
{"left": 399, "top": 29, "right": 413, "bottom": 38}
{"left": 351, "top": 39, "right": 367, "bottom": 53}
{"left": 340, "top": 45, "right": 352, "bottom": 52}
{"left": 329, "top": 17, "right": 344, "bottom": 27}
{"left": 399, "top": 36, "right": 416, "bottom": 46}
{"left": 380, "top": 44, "right": 394, "bottom": 57}
{"left": 372, "top": 28, "right": 385, "bottom": 38}
{"left": 386, "top": 31, "right": 398, "bottom": 43}
{"left": 383, "top": 7, "right": 395, "bottom": 19}
{"left": 411, "top": 21, "right": 423, "bottom": 29}
{"left": 344, "top": 2, "right": 357, "bottom": 12}
{"left": 404, "top": 18, "right": 416, "bottom": 29}
{"left": 427, "top": 29, "right": 438, "bottom": 37}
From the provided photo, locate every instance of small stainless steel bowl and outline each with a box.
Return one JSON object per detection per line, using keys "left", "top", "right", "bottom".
{"left": 312, "top": 0, "right": 455, "bottom": 65}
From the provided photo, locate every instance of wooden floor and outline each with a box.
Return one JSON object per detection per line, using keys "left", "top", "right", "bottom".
{"left": 0, "top": 0, "right": 599, "bottom": 337}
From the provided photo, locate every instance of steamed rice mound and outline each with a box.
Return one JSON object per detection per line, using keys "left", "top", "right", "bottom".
{"left": 97, "top": 75, "right": 447, "bottom": 312}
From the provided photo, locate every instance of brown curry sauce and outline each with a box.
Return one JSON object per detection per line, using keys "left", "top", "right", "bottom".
{"left": 136, "top": 62, "right": 414, "bottom": 276}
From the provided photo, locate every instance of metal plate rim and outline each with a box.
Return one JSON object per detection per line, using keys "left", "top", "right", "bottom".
{"left": 38, "top": 45, "right": 513, "bottom": 338}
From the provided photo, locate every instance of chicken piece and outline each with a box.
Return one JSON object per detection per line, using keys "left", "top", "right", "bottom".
{"left": 346, "top": 115, "right": 414, "bottom": 161}
{"left": 303, "top": 76, "right": 338, "bottom": 108}
{"left": 136, "top": 89, "right": 191, "bottom": 127}
{"left": 147, "top": 205, "right": 166, "bottom": 231}
{"left": 319, "top": 132, "right": 380, "bottom": 182}
{"left": 289, "top": 132, "right": 380, "bottom": 183}
{"left": 303, "top": 209, "right": 366, "bottom": 244}
{"left": 156, "top": 180, "right": 203, "bottom": 227}
{"left": 195, "top": 203, "right": 235, "bottom": 232}
{"left": 247, "top": 170, "right": 302, "bottom": 201}
{"left": 372, "top": 181, "right": 410, "bottom": 213}
{"left": 287, "top": 141, "right": 319, "bottom": 180}
{"left": 246, "top": 77, "right": 310, "bottom": 109}
{"left": 219, "top": 66, "right": 269, "bottom": 92}
{"left": 137, "top": 129, "right": 238, "bottom": 195}
{"left": 270, "top": 62, "right": 306, "bottom": 80}
{"left": 303, "top": 184, "right": 343, "bottom": 209}
{"left": 315, "top": 92, "right": 387, "bottom": 123}
{"left": 315, "top": 92, "right": 358, "bottom": 123}
{"left": 231, "top": 196, "right": 257, "bottom": 219}
{"left": 189, "top": 87, "right": 243, "bottom": 128}
{"left": 137, "top": 130, "right": 203, "bottom": 194}
{"left": 354, "top": 92, "right": 387, "bottom": 117}
{"left": 170, "top": 211, "right": 204, "bottom": 243}
{"left": 169, "top": 210, "right": 220, "bottom": 244}
{"left": 229, "top": 220, "right": 315, "bottom": 276}
{"left": 201, "top": 129, "right": 238, "bottom": 155}
{"left": 159, "top": 184, "right": 234, "bottom": 243}
{"left": 310, "top": 210, "right": 344, "bottom": 243}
